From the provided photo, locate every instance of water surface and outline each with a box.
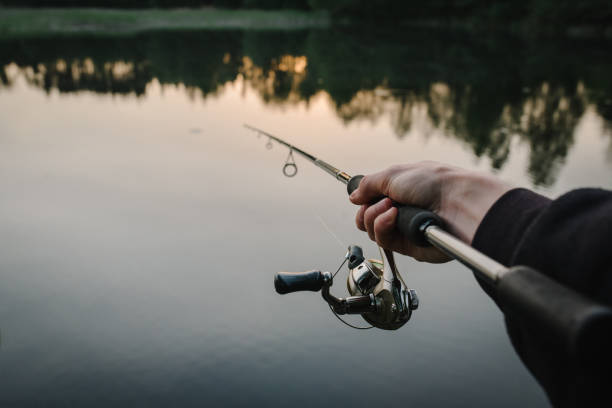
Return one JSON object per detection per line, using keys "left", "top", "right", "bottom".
{"left": 1, "top": 28, "right": 611, "bottom": 407}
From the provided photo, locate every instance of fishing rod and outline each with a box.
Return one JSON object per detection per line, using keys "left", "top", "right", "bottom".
{"left": 245, "top": 124, "right": 612, "bottom": 364}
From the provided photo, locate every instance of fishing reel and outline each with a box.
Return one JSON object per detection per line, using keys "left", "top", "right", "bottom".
{"left": 274, "top": 245, "right": 418, "bottom": 330}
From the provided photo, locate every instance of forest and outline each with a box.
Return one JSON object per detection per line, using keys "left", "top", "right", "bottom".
{"left": 2, "top": 28, "right": 610, "bottom": 186}
{"left": 1, "top": 1, "right": 611, "bottom": 32}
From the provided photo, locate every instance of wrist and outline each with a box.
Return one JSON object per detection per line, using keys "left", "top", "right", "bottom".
{"left": 440, "top": 169, "right": 512, "bottom": 244}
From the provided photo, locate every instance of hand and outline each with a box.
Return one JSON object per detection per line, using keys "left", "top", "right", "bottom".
{"left": 349, "top": 162, "right": 512, "bottom": 263}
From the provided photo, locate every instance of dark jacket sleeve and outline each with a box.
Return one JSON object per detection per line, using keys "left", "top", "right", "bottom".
{"left": 472, "top": 188, "right": 612, "bottom": 408}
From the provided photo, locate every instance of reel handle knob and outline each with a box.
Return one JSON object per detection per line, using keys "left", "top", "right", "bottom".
{"left": 274, "top": 270, "right": 326, "bottom": 294}
{"left": 347, "top": 175, "right": 443, "bottom": 247}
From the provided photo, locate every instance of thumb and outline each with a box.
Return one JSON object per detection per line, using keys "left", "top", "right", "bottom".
{"left": 349, "top": 172, "right": 390, "bottom": 204}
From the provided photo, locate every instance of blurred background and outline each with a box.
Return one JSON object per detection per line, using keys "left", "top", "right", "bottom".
{"left": 1, "top": 1, "right": 611, "bottom": 407}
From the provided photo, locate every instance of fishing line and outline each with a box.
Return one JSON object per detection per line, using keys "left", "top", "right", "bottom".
{"left": 257, "top": 123, "right": 612, "bottom": 351}
{"left": 329, "top": 304, "right": 373, "bottom": 330}
{"left": 332, "top": 256, "right": 347, "bottom": 278}
{"left": 251, "top": 124, "right": 420, "bottom": 331}
{"left": 315, "top": 217, "right": 385, "bottom": 329}
{"left": 315, "top": 214, "right": 346, "bottom": 249}
{"left": 327, "top": 250, "right": 373, "bottom": 330}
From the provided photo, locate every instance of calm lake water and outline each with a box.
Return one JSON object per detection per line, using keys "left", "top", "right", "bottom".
{"left": 1, "top": 28, "right": 611, "bottom": 407}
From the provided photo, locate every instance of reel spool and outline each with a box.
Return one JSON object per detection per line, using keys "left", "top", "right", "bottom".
{"left": 274, "top": 245, "right": 418, "bottom": 330}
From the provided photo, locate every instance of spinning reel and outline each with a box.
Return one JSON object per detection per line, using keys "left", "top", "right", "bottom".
{"left": 253, "top": 123, "right": 612, "bottom": 360}
{"left": 274, "top": 245, "right": 418, "bottom": 330}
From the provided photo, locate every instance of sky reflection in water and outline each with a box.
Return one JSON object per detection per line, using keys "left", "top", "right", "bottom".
{"left": 0, "top": 29, "right": 611, "bottom": 407}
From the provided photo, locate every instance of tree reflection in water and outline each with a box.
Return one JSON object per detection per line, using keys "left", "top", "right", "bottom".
{"left": 1, "top": 29, "right": 610, "bottom": 186}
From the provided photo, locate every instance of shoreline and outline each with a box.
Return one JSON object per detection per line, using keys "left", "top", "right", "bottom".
{"left": 0, "top": 8, "right": 331, "bottom": 37}
{"left": 0, "top": 8, "right": 610, "bottom": 39}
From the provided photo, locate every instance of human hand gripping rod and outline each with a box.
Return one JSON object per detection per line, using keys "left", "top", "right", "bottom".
{"left": 246, "top": 124, "right": 612, "bottom": 364}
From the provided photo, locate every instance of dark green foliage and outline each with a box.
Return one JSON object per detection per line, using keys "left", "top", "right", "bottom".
{"left": 0, "top": 0, "right": 310, "bottom": 9}
{"left": 2, "top": 28, "right": 610, "bottom": 185}
{"left": 531, "top": 0, "right": 612, "bottom": 25}
{"left": 212, "top": 0, "right": 242, "bottom": 8}
{"left": 0, "top": 0, "right": 216, "bottom": 7}
{"left": 305, "top": 0, "right": 534, "bottom": 21}
{"left": 242, "top": 0, "right": 309, "bottom": 9}
{"left": 1, "top": 0, "right": 611, "bottom": 30}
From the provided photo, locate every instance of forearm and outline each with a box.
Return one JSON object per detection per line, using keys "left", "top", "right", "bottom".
{"left": 439, "top": 169, "right": 512, "bottom": 244}
{"left": 352, "top": 163, "right": 612, "bottom": 406}
{"left": 473, "top": 188, "right": 612, "bottom": 302}
{"left": 471, "top": 188, "right": 612, "bottom": 407}
{"left": 472, "top": 188, "right": 550, "bottom": 267}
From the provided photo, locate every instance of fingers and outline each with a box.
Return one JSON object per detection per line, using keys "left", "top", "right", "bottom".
{"left": 363, "top": 198, "right": 393, "bottom": 241}
{"left": 372, "top": 206, "right": 398, "bottom": 249}
{"left": 369, "top": 206, "right": 415, "bottom": 254}
{"left": 355, "top": 205, "right": 366, "bottom": 231}
{"left": 354, "top": 198, "right": 451, "bottom": 263}
{"left": 349, "top": 167, "right": 397, "bottom": 205}
{"left": 356, "top": 202, "right": 412, "bottom": 253}
{"left": 349, "top": 162, "right": 454, "bottom": 264}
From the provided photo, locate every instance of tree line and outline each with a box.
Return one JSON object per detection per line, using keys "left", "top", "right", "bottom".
{"left": 2, "top": 28, "right": 611, "bottom": 186}
{"left": 1, "top": 1, "right": 611, "bottom": 30}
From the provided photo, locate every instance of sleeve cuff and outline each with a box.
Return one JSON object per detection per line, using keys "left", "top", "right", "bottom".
{"left": 472, "top": 188, "right": 551, "bottom": 267}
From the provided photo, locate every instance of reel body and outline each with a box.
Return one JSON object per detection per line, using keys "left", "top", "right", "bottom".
{"left": 274, "top": 245, "right": 418, "bottom": 330}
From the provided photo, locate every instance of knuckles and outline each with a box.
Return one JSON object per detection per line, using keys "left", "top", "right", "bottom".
{"left": 355, "top": 206, "right": 366, "bottom": 231}
{"left": 363, "top": 206, "right": 377, "bottom": 237}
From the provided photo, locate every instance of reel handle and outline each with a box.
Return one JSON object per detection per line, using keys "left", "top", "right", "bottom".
{"left": 274, "top": 270, "right": 325, "bottom": 294}
{"left": 347, "top": 175, "right": 443, "bottom": 246}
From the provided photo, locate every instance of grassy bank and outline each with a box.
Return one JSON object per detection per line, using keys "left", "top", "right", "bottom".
{"left": 0, "top": 8, "right": 330, "bottom": 37}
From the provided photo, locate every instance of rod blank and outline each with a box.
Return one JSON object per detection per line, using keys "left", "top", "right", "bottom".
{"left": 248, "top": 123, "right": 612, "bottom": 365}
